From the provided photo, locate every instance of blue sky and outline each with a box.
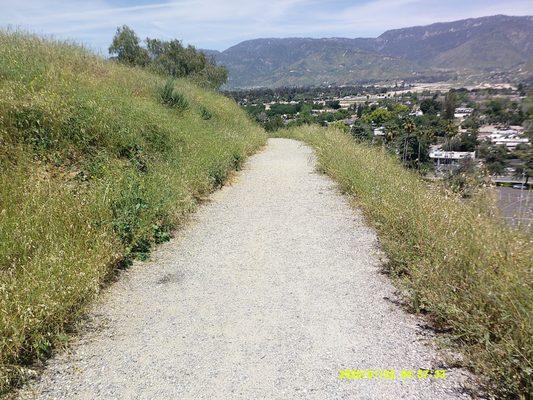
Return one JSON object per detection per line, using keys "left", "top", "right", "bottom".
{"left": 1, "top": 0, "right": 531, "bottom": 53}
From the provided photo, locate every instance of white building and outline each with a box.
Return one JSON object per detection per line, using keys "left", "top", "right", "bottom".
{"left": 429, "top": 148, "right": 475, "bottom": 172}
{"left": 490, "top": 136, "right": 529, "bottom": 149}
{"left": 454, "top": 107, "right": 474, "bottom": 119}
{"left": 373, "top": 127, "right": 386, "bottom": 136}
{"left": 488, "top": 129, "right": 529, "bottom": 150}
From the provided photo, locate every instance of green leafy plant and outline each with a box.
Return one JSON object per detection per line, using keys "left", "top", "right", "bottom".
{"left": 159, "top": 79, "right": 189, "bottom": 111}
{"left": 200, "top": 106, "right": 212, "bottom": 120}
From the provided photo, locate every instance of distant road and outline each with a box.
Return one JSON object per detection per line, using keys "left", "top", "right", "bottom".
{"left": 20, "top": 139, "right": 471, "bottom": 399}
{"left": 496, "top": 186, "right": 532, "bottom": 230}
{"left": 492, "top": 176, "right": 531, "bottom": 185}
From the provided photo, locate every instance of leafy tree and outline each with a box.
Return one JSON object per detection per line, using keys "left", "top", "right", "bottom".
{"left": 350, "top": 121, "right": 373, "bottom": 142}
{"left": 109, "top": 26, "right": 149, "bottom": 66}
{"left": 514, "top": 146, "right": 533, "bottom": 185}
{"left": 264, "top": 115, "right": 284, "bottom": 132}
{"left": 396, "top": 133, "right": 429, "bottom": 169}
{"left": 485, "top": 99, "right": 504, "bottom": 120}
{"left": 356, "top": 104, "right": 364, "bottom": 118}
{"left": 482, "top": 98, "right": 525, "bottom": 125}
{"left": 393, "top": 103, "right": 410, "bottom": 116}
{"left": 244, "top": 104, "right": 265, "bottom": 118}
{"left": 362, "top": 108, "right": 393, "bottom": 125}
{"left": 109, "top": 27, "right": 227, "bottom": 89}
{"left": 191, "top": 59, "right": 228, "bottom": 89}
{"left": 484, "top": 145, "right": 508, "bottom": 175}
{"left": 477, "top": 141, "right": 492, "bottom": 159}
{"left": 459, "top": 129, "right": 478, "bottom": 152}
{"left": 326, "top": 100, "right": 341, "bottom": 110}
{"left": 300, "top": 103, "right": 313, "bottom": 114}
{"left": 317, "top": 112, "right": 335, "bottom": 124}
{"left": 420, "top": 98, "right": 441, "bottom": 115}
{"left": 145, "top": 38, "right": 227, "bottom": 88}
{"left": 148, "top": 40, "right": 200, "bottom": 76}
{"left": 268, "top": 103, "right": 301, "bottom": 116}
{"left": 414, "top": 114, "right": 446, "bottom": 140}
{"left": 517, "top": 83, "right": 526, "bottom": 96}
{"left": 461, "top": 116, "right": 480, "bottom": 130}
{"left": 442, "top": 90, "right": 456, "bottom": 120}
{"left": 444, "top": 121, "right": 458, "bottom": 138}
{"left": 333, "top": 109, "right": 350, "bottom": 120}
{"left": 402, "top": 119, "right": 416, "bottom": 134}
{"left": 444, "top": 129, "right": 478, "bottom": 152}
{"left": 442, "top": 136, "right": 462, "bottom": 152}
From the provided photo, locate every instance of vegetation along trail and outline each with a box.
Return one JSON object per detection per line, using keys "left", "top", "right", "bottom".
{"left": 20, "top": 139, "right": 471, "bottom": 399}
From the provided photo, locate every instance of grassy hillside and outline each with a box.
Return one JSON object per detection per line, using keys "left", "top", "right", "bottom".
{"left": 0, "top": 32, "right": 265, "bottom": 393}
{"left": 274, "top": 126, "right": 532, "bottom": 399}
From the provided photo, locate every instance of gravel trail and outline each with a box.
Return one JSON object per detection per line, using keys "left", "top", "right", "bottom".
{"left": 19, "top": 138, "right": 470, "bottom": 399}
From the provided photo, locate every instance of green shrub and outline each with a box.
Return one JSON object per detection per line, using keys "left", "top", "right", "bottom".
{"left": 159, "top": 78, "right": 189, "bottom": 110}
{"left": 275, "top": 125, "right": 532, "bottom": 399}
{"left": 200, "top": 106, "right": 213, "bottom": 120}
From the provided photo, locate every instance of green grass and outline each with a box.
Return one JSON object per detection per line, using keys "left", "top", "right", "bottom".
{"left": 0, "top": 31, "right": 266, "bottom": 394}
{"left": 274, "top": 125, "right": 532, "bottom": 399}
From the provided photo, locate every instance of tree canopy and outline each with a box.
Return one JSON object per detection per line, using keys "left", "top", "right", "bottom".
{"left": 109, "top": 26, "right": 227, "bottom": 89}
{"left": 108, "top": 26, "right": 149, "bottom": 67}
{"left": 420, "top": 98, "right": 441, "bottom": 115}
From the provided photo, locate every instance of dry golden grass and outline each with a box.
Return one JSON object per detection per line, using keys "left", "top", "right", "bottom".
{"left": 275, "top": 125, "right": 532, "bottom": 399}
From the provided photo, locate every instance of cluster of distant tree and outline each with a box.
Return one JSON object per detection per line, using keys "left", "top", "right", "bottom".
{"left": 351, "top": 104, "right": 433, "bottom": 170}
{"left": 352, "top": 90, "right": 532, "bottom": 183}
{"left": 109, "top": 26, "right": 227, "bottom": 89}
{"left": 224, "top": 85, "right": 392, "bottom": 104}
{"left": 239, "top": 82, "right": 531, "bottom": 182}
{"left": 481, "top": 98, "right": 525, "bottom": 125}
{"left": 243, "top": 100, "right": 353, "bottom": 132}
{"left": 351, "top": 97, "right": 502, "bottom": 172}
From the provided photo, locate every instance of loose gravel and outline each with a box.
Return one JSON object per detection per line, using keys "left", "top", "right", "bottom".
{"left": 19, "top": 138, "right": 472, "bottom": 399}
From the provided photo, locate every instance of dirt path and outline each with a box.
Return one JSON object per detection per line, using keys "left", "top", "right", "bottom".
{"left": 19, "top": 139, "right": 470, "bottom": 399}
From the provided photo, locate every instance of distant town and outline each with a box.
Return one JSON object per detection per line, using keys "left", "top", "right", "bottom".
{"left": 226, "top": 81, "right": 532, "bottom": 227}
{"left": 227, "top": 82, "right": 530, "bottom": 179}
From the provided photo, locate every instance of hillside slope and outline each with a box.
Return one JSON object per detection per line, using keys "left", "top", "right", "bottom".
{"left": 0, "top": 32, "right": 265, "bottom": 394}
{"left": 209, "top": 15, "right": 533, "bottom": 88}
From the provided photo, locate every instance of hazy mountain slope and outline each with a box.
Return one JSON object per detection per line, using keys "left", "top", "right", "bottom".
{"left": 215, "top": 38, "right": 388, "bottom": 87}
{"left": 376, "top": 15, "right": 533, "bottom": 67}
{"left": 207, "top": 15, "right": 533, "bottom": 88}
{"left": 216, "top": 38, "right": 420, "bottom": 87}
{"left": 432, "top": 30, "right": 531, "bottom": 70}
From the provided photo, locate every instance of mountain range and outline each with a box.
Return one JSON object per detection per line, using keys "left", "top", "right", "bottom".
{"left": 204, "top": 15, "right": 533, "bottom": 88}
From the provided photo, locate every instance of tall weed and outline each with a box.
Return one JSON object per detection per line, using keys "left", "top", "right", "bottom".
{"left": 276, "top": 125, "right": 532, "bottom": 399}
